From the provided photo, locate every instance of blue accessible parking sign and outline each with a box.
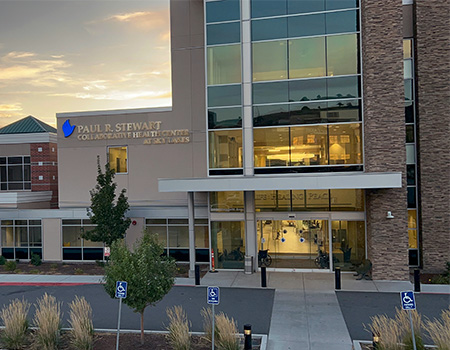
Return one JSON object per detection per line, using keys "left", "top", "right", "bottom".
{"left": 400, "top": 291, "right": 416, "bottom": 310}
{"left": 115, "top": 281, "right": 127, "bottom": 299}
{"left": 207, "top": 286, "right": 220, "bottom": 305}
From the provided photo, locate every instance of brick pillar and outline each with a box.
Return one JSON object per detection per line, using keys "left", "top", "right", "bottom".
{"left": 31, "top": 142, "right": 58, "bottom": 208}
{"left": 415, "top": 1, "right": 450, "bottom": 273}
{"left": 362, "top": 0, "right": 409, "bottom": 280}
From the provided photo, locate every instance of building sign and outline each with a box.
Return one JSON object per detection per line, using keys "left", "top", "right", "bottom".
{"left": 63, "top": 120, "right": 190, "bottom": 145}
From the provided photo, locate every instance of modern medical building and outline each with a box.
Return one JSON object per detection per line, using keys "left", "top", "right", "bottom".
{"left": 0, "top": 0, "right": 448, "bottom": 280}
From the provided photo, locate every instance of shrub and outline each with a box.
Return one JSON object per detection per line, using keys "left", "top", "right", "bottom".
{"left": 29, "top": 269, "right": 40, "bottom": 275}
{"left": 74, "top": 268, "right": 84, "bottom": 275}
{"left": 0, "top": 255, "right": 6, "bottom": 265}
{"left": 30, "top": 254, "right": 42, "bottom": 267}
{"left": 68, "top": 296, "right": 94, "bottom": 350}
{"left": 215, "top": 312, "right": 239, "bottom": 350}
{"left": 50, "top": 263, "right": 58, "bottom": 270}
{"left": 0, "top": 298, "right": 30, "bottom": 349}
{"left": 95, "top": 260, "right": 105, "bottom": 267}
{"left": 33, "top": 293, "right": 62, "bottom": 350}
{"left": 425, "top": 308, "right": 450, "bottom": 350}
{"left": 366, "top": 314, "right": 403, "bottom": 350}
{"left": 166, "top": 306, "right": 191, "bottom": 350}
{"left": 5, "top": 260, "right": 16, "bottom": 272}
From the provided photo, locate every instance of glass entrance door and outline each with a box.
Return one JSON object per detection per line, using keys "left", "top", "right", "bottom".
{"left": 257, "top": 219, "right": 329, "bottom": 269}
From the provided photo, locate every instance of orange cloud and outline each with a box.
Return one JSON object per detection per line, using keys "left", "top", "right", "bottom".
{"left": 0, "top": 103, "right": 22, "bottom": 111}
{"left": 91, "top": 9, "right": 169, "bottom": 32}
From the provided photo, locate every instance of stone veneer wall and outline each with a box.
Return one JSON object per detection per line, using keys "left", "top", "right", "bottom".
{"left": 415, "top": 0, "right": 450, "bottom": 273}
{"left": 362, "top": 0, "right": 409, "bottom": 280}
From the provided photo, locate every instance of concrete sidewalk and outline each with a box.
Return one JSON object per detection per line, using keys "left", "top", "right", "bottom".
{"left": 0, "top": 271, "right": 448, "bottom": 350}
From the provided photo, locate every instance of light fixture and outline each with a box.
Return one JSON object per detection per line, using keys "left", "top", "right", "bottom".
{"left": 386, "top": 211, "right": 394, "bottom": 219}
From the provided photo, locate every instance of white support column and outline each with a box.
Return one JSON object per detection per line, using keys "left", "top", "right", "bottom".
{"left": 244, "top": 191, "right": 257, "bottom": 272}
{"left": 188, "top": 192, "right": 196, "bottom": 277}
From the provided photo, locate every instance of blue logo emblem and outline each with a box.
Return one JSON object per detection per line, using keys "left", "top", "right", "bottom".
{"left": 62, "top": 119, "right": 76, "bottom": 138}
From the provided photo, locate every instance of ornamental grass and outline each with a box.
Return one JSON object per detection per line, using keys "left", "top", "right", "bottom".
{"left": 165, "top": 305, "right": 191, "bottom": 350}
{"left": 0, "top": 298, "right": 30, "bottom": 349}
{"left": 68, "top": 296, "right": 94, "bottom": 350}
{"left": 33, "top": 293, "right": 62, "bottom": 350}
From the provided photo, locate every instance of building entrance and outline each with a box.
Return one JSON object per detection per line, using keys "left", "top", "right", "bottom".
{"left": 257, "top": 219, "right": 329, "bottom": 269}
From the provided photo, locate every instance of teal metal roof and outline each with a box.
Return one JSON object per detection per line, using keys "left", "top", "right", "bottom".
{"left": 0, "top": 116, "right": 56, "bottom": 134}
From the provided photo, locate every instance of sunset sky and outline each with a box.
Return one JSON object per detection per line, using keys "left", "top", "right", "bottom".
{"left": 0, "top": 0, "right": 171, "bottom": 128}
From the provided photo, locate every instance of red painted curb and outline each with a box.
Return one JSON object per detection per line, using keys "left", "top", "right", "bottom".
{"left": 0, "top": 282, "right": 99, "bottom": 286}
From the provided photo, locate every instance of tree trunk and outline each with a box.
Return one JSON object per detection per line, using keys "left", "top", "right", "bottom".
{"left": 140, "top": 311, "right": 145, "bottom": 345}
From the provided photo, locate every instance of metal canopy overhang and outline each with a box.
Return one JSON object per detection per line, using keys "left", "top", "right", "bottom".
{"left": 158, "top": 172, "right": 402, "bottom": 193}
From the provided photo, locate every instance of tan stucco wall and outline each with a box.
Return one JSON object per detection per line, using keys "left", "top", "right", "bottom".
{"left": 42, "top": 218, "right": 62, "bottom": 261}
{"left": 0, "top": 143, "right": 29, "bottom": 156}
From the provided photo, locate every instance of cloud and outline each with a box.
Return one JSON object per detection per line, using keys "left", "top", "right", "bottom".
{"left": 5, "top": 51, "right": 36, "bottom": 59}
{"left": 50, "top": 89, "right": 171, "bottom": 101}
{"left": 0, "top": 103, "right": 22, "bottom": 112}
{"left": 90, "top": 9, "right": 168, "bottom": 32}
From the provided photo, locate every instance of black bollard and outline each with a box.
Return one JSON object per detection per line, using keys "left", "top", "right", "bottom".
{"left": 414, "top": 269, "right": 420, "bottom": 292}
{"left": 244, "top": 324, "right": 252, "bottom": 350}
{"left": 335, "top": 267, "right": 341, "bottom": 290}
{"left": 195, "top": 264, "right": 200, "bottom": 286}
{"left": 261, "top": 266, "right": 267, "bottom": 288}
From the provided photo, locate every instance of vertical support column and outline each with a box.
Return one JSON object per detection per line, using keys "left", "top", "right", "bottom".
{"left": 244, "top": 191, "right": 257, "bottom": 272}
{"left": 241, "top": 0, "right": 253, "bottom": 176}
{"left": 188, "top": 191, "right": 196, "bottom": 277}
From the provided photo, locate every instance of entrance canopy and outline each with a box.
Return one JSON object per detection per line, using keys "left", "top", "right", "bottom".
{"left": 158, "top": 172, "right": 402, "bottom": 192}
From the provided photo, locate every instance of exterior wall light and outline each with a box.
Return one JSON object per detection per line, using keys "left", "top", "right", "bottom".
{"left": 386, "top": 211, "right": 394, "bottom": 219}
{"left": 244, "top": 324, "right": 252, "bottom": 350}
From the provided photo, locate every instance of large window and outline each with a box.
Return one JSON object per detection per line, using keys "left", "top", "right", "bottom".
{"left": 62, "top": 219, "right": 103, "bottom": 260}
{"left": 0, "top": 156, "right": 31, "bottom": 191}
{"left": 146, "top": 218, "right": 209, "bottom": 262}
{"left": 211, "top": 221, "right": 245, "bottom": 269}
{"left": 1, "top": 220, "right": 42, "bottom": 259}
{"left": 209, "top": 129, "right": 243, "bottom": 169}
{"left": 108, "top": 147, "right": 127, "bottom": 174}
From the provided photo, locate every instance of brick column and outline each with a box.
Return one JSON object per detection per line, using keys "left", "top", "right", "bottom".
{"left": 362, "top": 0, "right": 409, "bottom": 280}
{"left": 415, "top": 1, "right": 450, "bottom": 273}
{"left": 31, "top": 142, "right": 58, "bottom": 208}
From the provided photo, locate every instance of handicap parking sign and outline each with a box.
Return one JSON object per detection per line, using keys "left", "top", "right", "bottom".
{"left": 207, "top": 286, "right": 220, "bottom": 305}
{"left": 115, "top": 281, "right": 127, "bottom": 299}
{"left": 400, "top": 291, "right": 416, "bottom": 310}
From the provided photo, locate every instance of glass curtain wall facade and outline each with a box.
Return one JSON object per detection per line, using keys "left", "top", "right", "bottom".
{"left": 0, "top": 220, "right": 42, "bottom": 259}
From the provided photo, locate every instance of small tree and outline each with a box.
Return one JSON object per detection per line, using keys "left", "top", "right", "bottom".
{"left": 103, "top": 231, "right": 176, "bottom": 344}
{"left": 83, "top": 156, "right": 131, "bottom": 246}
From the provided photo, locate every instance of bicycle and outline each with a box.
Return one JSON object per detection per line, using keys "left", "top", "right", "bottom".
{"left": 258, "top": 249, "right": 272, "bottom": 267}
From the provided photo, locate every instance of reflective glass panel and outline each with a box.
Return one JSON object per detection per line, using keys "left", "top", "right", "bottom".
{"left": 289, "top": 37, "right": 326, "bottom": 79}
{"left": 326, "top": 10, "right": 358, "bottom": 34}
{"left": 169, "top": 226, "right": 189, "bottom": 248}
{"left": 253, "top": 41, "right": 288, "bottom": 82}
{"left": 288, "top": 13, "right": 325, "bottom": 38}
{"left": 290, "top": 125, "right": 328, "bottom": 166}
{"left": 407, "top": 187, "right": 416, "bottom": 208}
{"left": 332, "top": 220, "right": 366, "bottom": 271}
{"left": 253, "top": 104, "right": 290, "bottom": 127}
{"left": 254, "top": 127, "right": 290, "bottom": 167}
{"left": 255, "top": 190, "right": 291, "bottom": 211}
{"left": 207, "top": 22, "right": 240, "bottom": 45}
{"left": 253, "top": 81, "right": 289, "bottom": 104}
{"left": 305, "top": 190, "right": 329, "bottom": 210}
{"left": 290, "top": 102, "right": 328, "bottom": 125}
{"left": 0, "top": 157, "right": 5, "bottom": 164}
{"left": 210, "top": 191, "right": 244, "bottom": 212}
{"left": 29, "top": 227, "right": 42, "bottom": 246}
{"left": 403, "top": 39, "right": 412, "bottom": 59}
{"left": 327, "top": 76, "right": 360, "bottom": 99}
{"left": 291, "top": 190, "right": 306, "bottom": 210}
{"left": 404, "top": 59, "right": 413, "bottom": 79}
{"left": 195, "top": 226, "right": 209, "bottom": 248}
{"left": 405, "top": 102, "right": 414, "bottom": 123}
{"left": 208, "top": 85, "right": 241, "bottom": 107}
{"left": 406, "top": 144, "right": 415, "bottom": 164}
{"left": 146, "top": 226, "right": 168, "bottom": 247}
{"left": 289, "top": 79, "right": 327, "bottom": 102}
{"left": 206, "top": 0, "right": 240, "bottom": 23}
{"left": 24, "top": 165, "right": 31, "bottom": 181}
{"left": 328, "top": 123, "right": 362, "bottom": 164}
{"left": 1, "top": 227, "right": 14, "bottom": 246}
{"left": 408, "top": 230, "right": 418, "bottom": 249}
{"left": 209, "top": 129, "right": 243, "bottom": 168}
{"left": 408, "top": 209, "right": 417, "bottom": 229}
{"left": 251, "top": 0, "right": 286, "bottom": 18}
{"left": 207, "top": 45, "right": 241, "bottom": 85}
{"left": 406, "top": 125, "right": 414, "bottom": 143}
{"left": 288, "top": 0, "right": 324, "bottom": 14}
{"left": 326, "top": 0, "right": 358, "bottom": 10}
{"left": 407, "top": 164, "right": 415, "bottom": 185}
{"left": 108, "top": 147, "right": 127, "bottom": 173}
{"left": 252, "top": 17, "right": 287, "bottom": 41}
{"left": 327, "top": 34, "right": 358, "bottom": 76}
{"left": 209, "top": 107, "right": 242, "bottom": 129}
{"left": 211, "top": 221, "right": 245, "bottom": 269}
{"left": 62, "top": 226, "right": 81, "bottom": 247}
{"left": 327, "top": 99, "right": 361, "bottom": 123}
{"left": 404, "top": 79, "right": 413, "bottom": 101}
{"left": 8, "top": 157, "right": 22, "bottom": 164}
{"left": 330, "top": 189, "right": 364, "bottom": 211}
{"left": 8, "top": 165, "right": 23, "bottom": 181}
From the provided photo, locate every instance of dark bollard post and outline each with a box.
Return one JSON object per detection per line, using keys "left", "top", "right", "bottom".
{"left": 244, "top": 324, "right": 252, "bottom": 350}
{"left": 261, "top": 266, "right": 267, "bottom": 288}
{"left": 195, "top": 264, "right": 200, "bottom": 286}
{"left": 335, "top": 267, "right": 341, "bottom": 290}
{"left": 414, "top": 269, "right": 420, "bottom": 292}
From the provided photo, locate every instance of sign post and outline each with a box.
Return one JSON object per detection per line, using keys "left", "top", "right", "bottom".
{"left": 207, "top": 286, "right": 220, "bottom": 350}
{"left": 400, "top": 291, "right": 417, "bottom": 350}
{"left": 115, "top": 281, "right": 128, "bottom": 350}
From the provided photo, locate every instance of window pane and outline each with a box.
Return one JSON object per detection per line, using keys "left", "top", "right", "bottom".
{"left": 207, "top": 22, "right": 240, "bottom": 45}
{"left": 62, "top": 219, "right": 81, "bottom": 225}
{"left": 406, "top": 125, "right": 414, "bottom": 143}
{"left": 210, "top": 191, "right": 244, "bottom": 212}
{"left": 326, "top": 10, "right": 358, "bottom": 34}
{"left": 29, "top": 227, "right": 42, "bottom": 246}
{"left": 408, "top": 209, "right": 417, "bottom": 229}
{"left": 326, "top": 0, "right": 358, "bottom": 10}
{"left": 327, "top": 76, "right": 360, "bottom": 99}
{"left": 108, "top": 147, "right": 127, "bottom": 173}
{"left": 1, "top": 227, "right": 14, "bottom": 246}
{"left": 288, "top": 13, "right": 325, "bottom": 38}
{"left": 253, "top": 41, "right": 288, "bottom": 82}
{"left": 8, "top": 183, "right": 24, "bottom": 190}
{"left": 255, "top": 190, "right": 291, "bottom": 211}
{"left": 83, "top": 239, "right": 103, "bottom": 247}
{"left": 328, "top": 123, "right": 362, "bottom": 165}
{"left": 288, "top": 0, "right": 324, "bottom": 14}
{"left": 195, "top": 226, "right": 209, "bottom": 248}
{"left": 289, "top": 37, "right": 326, "bottom": 79}
{"left": 0, "top": 166, "right": 6, "bottom": 182}
{"left": 8, "top": 165, "right": 23, "bottom": 181}
{"left": 15, "top": 227, "right": 28, "bottom": 247}
{"left": 207, "top": 45, "right": 241, "bottom": 85}
{"left": 209, "top": 107, "right": 242, "bottom": 129}
{"left": 24, "top": 165, "right": 31, "bottom": 181}
{"left": 8, "top": 157, "right": 22, "bottom": 164}
{"left": 407, "top": 187, "right": 416, "bottom": 208}
{"left": 404, "top": 59, "right": 413, "bottom": 79}
{"left": 290, "top": 102, "right": 328, "bottom": 125}
{"left": 403, "top": 39, "right": 412, "bottom": 59}
{"left": 327, "top": 34, "right": 358, "bottom": 76}
{"left": 407, "top": 164, "right": 415, "bottom": 185}
{"left": 330, "top": 189, "right": 364, "bottom": 211}
{"left": 211, "top": 221, "right": 245, "bottom": 269}
{"left": 209, "top": 129, "right": 243, "bottom": 168}
{"left": 290, "top": 125, "right": 328, "bottom": 166}
{"left": 0, "top": 157, "right": 5, "bottom": 164}
{"left": 253, "top": 104, "right": 290, "bottom": 127}
{"left": 254, "top": 127, "right": 290, "bottom": 167}
{"left": 327, "top": 99, "right": 361, "bottom": 123}
{"left": 406, "top": 144, "right": 415, "bottom": 164}
{"left": 305, "top": 190, "right": 329, "bottom": 210}
{"left": 408, "top": 230, "right": 418, "bottom": 249}
{"left": 251, "top": 0, "right": 286, "bottom": 18}
{"left": 146, "top": 226, "right": 167, "bottom": 247}
{"left": 253, "top": 81, "right": 289, "bottom": 104}
{"left": 332, "top": 221, "right": 366, "bottom": 271}
{"left": 404, "top": 79, "right": 413, "bottom": 101}
{"left": 146, "top": 219, "right": 166, "bottom": 225}
{"left": 208, "top": 85, "right": 241, "bottom": 107}
{"left": 29, "top": 220, "right": 41, "bottom": 226}
{"left": 169, "top": 226, "right": 189, "bottom": 248}
{"left": 405, "top": 102, "right": 414, "bottom": 123}
{"left": 206, "top": 0, "right": 240, "bottom": 23}
{"left": 289, "top": 79, "right": 327, "bottom": 102}
{"left": 252, "top": 17, "right": 287, "bottom": 41}
{"left": 62, "top": 226, "right": 81, "bottom": 247}
{"left": 168, "top": 219, "right": 189, "bottom": 225}
{"left": 24, "top": 156, "right": 30, "bottom": 164}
